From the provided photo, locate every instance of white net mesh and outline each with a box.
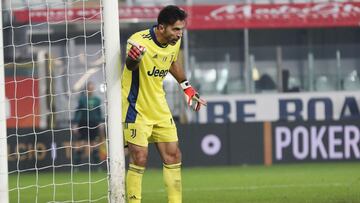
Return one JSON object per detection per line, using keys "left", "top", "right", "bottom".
{"left": 3, "top": 0, "right": 113, "bottom": 202}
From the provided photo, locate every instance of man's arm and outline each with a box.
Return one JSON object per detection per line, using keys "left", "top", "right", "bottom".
{"left": 125, "top": 40, "right": 146, "bottom": 71}
{"left": 72, "top": 96, "right": 84, "bottom": 134}
{"left": 169, "top": 60, "right": 186, "bottom": 83}
{"left": 73, "top": 96, "right": 83, "bottom": 124}
{"left": 125, "top": 58, "right": 140, "bottom": 71}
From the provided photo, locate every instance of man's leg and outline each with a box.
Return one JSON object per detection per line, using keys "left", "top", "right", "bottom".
{"left": 74, "top": 128, "right": 88, "bottom": 165}
{"left": 126, "top": 143, "right": 148, "bottom": 203}
{"left": 74, "top": 140, "right": 84, "bottom": 166}
{"left": 156, "top": 142, "right": 182, "bottom": 203}
{"left": 89, "top": 126, "right": 100, "bottom": 164}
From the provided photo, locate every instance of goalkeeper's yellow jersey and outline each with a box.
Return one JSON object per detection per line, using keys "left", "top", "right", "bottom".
{"left": 122, "top": 26, "right": 181, "bottom": 124}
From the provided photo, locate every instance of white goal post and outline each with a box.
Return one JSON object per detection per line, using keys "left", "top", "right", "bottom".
{"left": 0, "top": 0, "right": 125, "bottom": 202}
{"left": 103, "top": 0, "right": 126, "bottom": 202}
{"left": 0, "top": 1, "right": 10, "bottom": 203}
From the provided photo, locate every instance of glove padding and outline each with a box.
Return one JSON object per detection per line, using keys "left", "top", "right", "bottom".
{"left": 181, "top": 80, "right": 207, "bottom": 111}
{"left": 127, "top": 39, "right": 146, "bottom": 61}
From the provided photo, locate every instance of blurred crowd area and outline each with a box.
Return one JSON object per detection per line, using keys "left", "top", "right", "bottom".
{"left": 3, "top": 0, "right": 360, "bottom": 125}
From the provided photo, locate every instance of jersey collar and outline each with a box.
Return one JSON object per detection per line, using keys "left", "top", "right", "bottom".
{"left": 150, "top": 25, "right": 168, "bottom": 48}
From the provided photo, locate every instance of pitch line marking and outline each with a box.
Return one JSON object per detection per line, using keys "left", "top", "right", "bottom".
{"left": 143, "top": 182, "right": 346, "bottom": 193}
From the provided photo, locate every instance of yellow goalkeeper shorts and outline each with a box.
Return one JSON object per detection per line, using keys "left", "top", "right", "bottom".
{"left": 123, "top": 118, "right": 178, "bottom": 147}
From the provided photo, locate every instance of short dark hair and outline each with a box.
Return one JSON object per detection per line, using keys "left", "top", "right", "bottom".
{"left": 157, "top": 5, "right": 187, "bottom": 26}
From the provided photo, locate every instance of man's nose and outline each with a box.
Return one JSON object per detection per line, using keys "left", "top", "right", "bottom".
{"left": 177, "top": 30, "right": 183, "bottom": 38}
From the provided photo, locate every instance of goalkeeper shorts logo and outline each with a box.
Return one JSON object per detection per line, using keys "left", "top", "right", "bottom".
{"left": 130, "top": 129, "right": 137, "bottom": 138}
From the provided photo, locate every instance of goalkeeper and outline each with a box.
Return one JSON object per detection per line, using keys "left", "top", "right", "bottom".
{"left": 122, "top": 5, "right": 206, "bottom": 203}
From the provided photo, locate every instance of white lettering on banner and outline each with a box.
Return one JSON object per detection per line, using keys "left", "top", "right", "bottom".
{"left": 275, "top": 127, "right": 291, "bottom": 160}
{"left": 201, "top": 134, "right": 221, "bottom": 156}
{"left": 275, "top": 125, "right": 360, "bottom": 161}
{"left": 344, "top": 126, "right": 360, "bottom": 158}
{"left": 293, "top": 126, "right": 309, "bottom": 160}
{"left": 328, "top": 126, "right": 343, "bottom": 159}
{"left": 198, "top": 91, "right": 360, "bottom": 123}
{"left": 208, "top": 3, "right": 360, "bottom": 20}
{"left": 51, "top": 142, "right": 57, "bottom": 161}
{"left": 311, "top": 126, "right": 328, "bottom": 159}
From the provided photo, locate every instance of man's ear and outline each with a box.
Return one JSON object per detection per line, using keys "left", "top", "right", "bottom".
{"left": 158, "top": 24, "right": 165, "bottom": 32}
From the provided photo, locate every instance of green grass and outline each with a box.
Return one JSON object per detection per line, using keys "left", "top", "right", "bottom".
{"left": 9, "top": 163, "right": 360, "bottom": 203}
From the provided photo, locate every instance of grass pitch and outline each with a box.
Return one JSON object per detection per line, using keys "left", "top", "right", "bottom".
{"left": 9, "top": 162, "right": 360, "bottom": 203}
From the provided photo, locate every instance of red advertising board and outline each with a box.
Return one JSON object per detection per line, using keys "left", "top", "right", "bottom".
{"left": 13, "top": 2, "right": 360, "bottom": 29}
{"left": 5, "top": 77, "right": 40, "bottom": 128}
{"left": 188, "top": 3, "right": 360, "bottom": 29}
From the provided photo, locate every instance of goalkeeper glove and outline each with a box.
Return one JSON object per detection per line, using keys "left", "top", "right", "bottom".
{"left": 127, "top": 39, "right": 146, "bottom": 61}
{"left": 180, "top": 80, "right": 207, "bottom": 111}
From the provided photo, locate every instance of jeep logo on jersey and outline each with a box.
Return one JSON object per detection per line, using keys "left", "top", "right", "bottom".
{"left": 147, "top": 66, "right": 169, "bottom": 78}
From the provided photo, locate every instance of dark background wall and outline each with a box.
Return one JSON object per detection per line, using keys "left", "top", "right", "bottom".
{"left": 7, "top": 120, "right": 360, "bottom": 171}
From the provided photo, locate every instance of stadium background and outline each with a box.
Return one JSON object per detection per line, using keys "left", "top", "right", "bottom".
{"left": 3, "top": 0, "right": 360, "bottom": 168}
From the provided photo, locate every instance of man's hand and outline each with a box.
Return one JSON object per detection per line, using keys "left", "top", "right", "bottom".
{"left": 127, "top": 40, "right": 146, "bottom": 62}
{"left": 180, "top": 80, "right": 207, "bottom": 111}
{"left": 72, "top": 124, "right": 79, "bottom": 135}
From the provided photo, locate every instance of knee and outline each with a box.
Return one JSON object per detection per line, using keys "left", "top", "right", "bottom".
{"left": 163, "top": 148, "right": 182, "bottom": 164}
{"left": 131, "top": 150, "right": 148, "bottom": 167}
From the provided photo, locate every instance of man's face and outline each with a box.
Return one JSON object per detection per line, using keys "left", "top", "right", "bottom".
{"left": 87, "top": 83, "right": 95, "bottom": 96}
{"left": 159, "top": 20, "right": 185, "bottom": 45}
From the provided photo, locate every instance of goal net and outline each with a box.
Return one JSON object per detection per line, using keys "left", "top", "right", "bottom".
{"left": 0, "top": 0, "right": 124, "bottom": 202}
